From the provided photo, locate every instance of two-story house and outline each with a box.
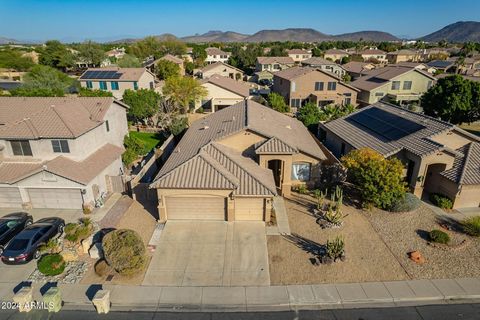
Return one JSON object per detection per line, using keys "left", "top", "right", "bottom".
{"left": 342, "top": 61, "right": 376, "bottom": 80}
{"left": 319, "top": 102, "right": 480, "bottom": 209}
{"left": 198, "top": 62, "right": 244, "bottom": 80}
{"left": 255, "top": 57, "right": 295, "bottom": 72}
{"left": 387, "top": 49, "right": 422, "bottom": 64}
{"left": 0, "top": 97, "right": 128, "bottom": 210}
{"left": 79, "top": 67, "right": 156, "bottom": 99}
{"left": 205, "top": 47, "right": 231, "bottom": 64}
{"left": 145, "top": 54, "right": 185, "bottom": 76}
{"left": 197, "top": 74, "right": 253, "bottom": 112}
{"left": 353, "top": 49, "right": 387, "bottom": 63}
{"left": 351, "top": 66, "right": 436, "bottom": 105}
{"left": 272, "top": 67, "right": 359, "bottom": 108}
{"left": 301, "top": 57, "right": 347, "bottom": 77}
{"left": 151, "top": 100, "right": 331, "bottom": 221}
{"left": 287, "top": 49, "right": 312, "bottom": 63}
{"left": 323, "top": 49, "right": 349, "bottom": 63}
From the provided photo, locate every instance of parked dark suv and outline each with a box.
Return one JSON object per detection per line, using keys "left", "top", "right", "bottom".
{"left": 0, "top": 212, "right": 33, "bottom": 255}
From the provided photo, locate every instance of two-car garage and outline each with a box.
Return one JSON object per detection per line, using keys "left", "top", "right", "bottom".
{"left": 0, "top": 187, "right": 83, "bottom": 209}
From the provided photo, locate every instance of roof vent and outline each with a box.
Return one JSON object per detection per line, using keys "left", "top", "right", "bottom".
{"left": 286, "top": 125, "right": 291, "bottom": 129}
{"left": 202, "top": 125, "right": 210, "bottom": 130}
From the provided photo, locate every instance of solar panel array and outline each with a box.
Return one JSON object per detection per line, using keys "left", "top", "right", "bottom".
{"left": 80, "top": 70, "right": 122, "bottom": 80}
{"left": 348, "top": 107, "right": 425, "bottom": 141}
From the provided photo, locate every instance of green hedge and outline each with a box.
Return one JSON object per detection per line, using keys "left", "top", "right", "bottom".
{"left": 429, "top": 193, "right": 453, "bottom": 209}
{"left": 37, "top": 254, "right": 66, "bottom": 276}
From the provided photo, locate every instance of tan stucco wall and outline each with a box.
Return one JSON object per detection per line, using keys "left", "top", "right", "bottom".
{"left": 217, "top": 130, "right": 266, "bottom": 156}
{"left": 198, "top": 83, "right": 246, "bottom": 112}
{"left": 201, "top": 65, "right": 243, "bottom": 79}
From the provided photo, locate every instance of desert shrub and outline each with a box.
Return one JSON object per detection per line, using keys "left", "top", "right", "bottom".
{"left": 389, "top": 193, "right": 421, "bottom": 212}
{"left": 326, "top": 236, "right": 345, "bottom": 260}
{"left": 342, "top": 148, "right": 406, "bottom": 210}
{"left": 463, "top": 216, "right": 480, "bottom": 237}
{"left": 38, "top": 239, "right": 60, "bottom": 254}
{"left": 429, "top": 229, "right": 450, "bottom": 244}
{"left": 102, "top": 229, "right": 147, "bottom": 276}
{"left": 94, "top": 259, "right": 114, "bottom": 277}
{"left": 37, "top": 254, "right": 66, "bottom": 276}
{"left": 64, "top": 219, "right": 93, "bottom": 243}
{"left": 429, "top": 193, "right": 453, "bottom": 209}
{"left": 294, "top": 184, "right": 308, "bottom": 194}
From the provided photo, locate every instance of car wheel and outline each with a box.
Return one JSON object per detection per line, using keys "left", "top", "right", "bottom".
{"left": 25, "top": 220, "right": 32, "bottom": 226}
{"left": 34, "top": 250, "right": 40, "bottom": 259}
{"left": 58, "top": 223, "right": 65, "bottom": 235}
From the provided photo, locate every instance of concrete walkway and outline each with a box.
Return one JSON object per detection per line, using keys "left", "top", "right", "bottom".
{"left": 2, "top": 278, "right": 480, "bottom": 312}
{"left": 267, "top": 197, "right": 291, "bottom": 235}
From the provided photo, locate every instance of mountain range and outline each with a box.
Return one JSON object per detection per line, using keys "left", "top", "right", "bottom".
{"left": 1, "top": 21, "right": 479, "bottom": 44}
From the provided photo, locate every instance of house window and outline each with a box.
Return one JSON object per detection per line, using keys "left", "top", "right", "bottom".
{"left": 375, "top": 92, "right": 384, "bottom": 97}
{"left": 403, "top": 81, "right": 412, "bottom": 90}
{"left": 51, "top": 140, "right": 70, "bottom": 153}
{"left": 327, "top": 82, "right": 337, "bottom": 91}
{"left": 133, "top": 81, "right": 138, "bottom": 90}
{"left": 391, "top": 81, "right": 401, "bottom": 90}
{"left": 291, "top": 82, "right": 296, "bottom": 92}
{"left": 111, "top": 81, "right": 119, "bottom": 90}
{"left": 314, "top": 82, "right": 324, "bottom": 91}
{"left": 105, "top": 120, "right": 110, "bottom": 132}
{"left": 291, "top": 162, "right": 311, "bottom": 181}
{"left": 11, "top": 140, "right": 32, "bottom": 156}
{"left": 99, "top": 81, "right": 107, "bottom": 90}
{"left": 291, "top": 99, "right": 301, "bottom": 107}
{"left": 149, "top": 81, "right": 154, "bottom": 89}
{"left": 86, "top": 81, "right": 93, "bottom": 89}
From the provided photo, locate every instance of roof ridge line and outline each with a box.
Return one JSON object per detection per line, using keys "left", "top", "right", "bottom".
{"left": 50, "top": 105, "right": 76, "bottom": 138}
{"left": 458, "top": 142, "right": 474, "bottom": 184}
{"left": 198, "top": 151, "right": 239, "bottom": 187}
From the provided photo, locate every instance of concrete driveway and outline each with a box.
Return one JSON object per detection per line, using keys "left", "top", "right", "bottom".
{"left": 143, "top": 221, "right": 270, "bottom": 287}
{"left": 0, "top": 208, "right": 83, "bottom": 224}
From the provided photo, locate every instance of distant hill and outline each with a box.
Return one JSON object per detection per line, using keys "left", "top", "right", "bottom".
{"left": 0, "top": 37, "right": 20, "bottom": 44}
{"left": 333, "top": 31, "right": 399, "bottom": 42}
{"left": 244, "top": 28, "right": 330, "bottom": 42}
{"left": 182, "top": 30, "right": 248, "bottom": 43}
{"left": 109, "top": 33, "right": 178, "bottom": 44}
{"left": 420, "top": 21, "right": 480, "bottom": 42}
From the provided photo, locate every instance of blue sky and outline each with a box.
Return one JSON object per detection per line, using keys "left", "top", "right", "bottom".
{"left": 1, "top": 0, "right": 479, "bottom": 41}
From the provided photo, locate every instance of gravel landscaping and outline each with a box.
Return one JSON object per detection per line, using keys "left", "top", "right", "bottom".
{"left": 268, "top": 194, "right": 409, "bottom": 285}
{"left": 366, "top": 204, "right": 480, "bottom": 279}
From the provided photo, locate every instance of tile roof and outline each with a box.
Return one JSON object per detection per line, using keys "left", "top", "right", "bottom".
{"left": 0, "top": 144, "right": 124, "bottom": 185}
{"left": 152, "top": 100, "right": 327, "bottom": 192}
{"left": 0, "top": 97, "right": 125, "bottom": 139}
{"left": 388, "top": 49, "right": 419, "bottom": 56}
{"left": 159, "top": 54, "right": 184, "bottom": 65}
{"left": 301, "top": 57, "right": 336, "bottom": 66}
{"left": 358, "top": 49, "right": 386, "bottom": 55}
{"left": 325, "top": 49, "right": 349, "bottom": 55}
{"left": 322, "top": 102, "right": 456, "bottom": 157}
{"left": 351, "top": 66, "right": 436, "bottom": 91}
{"left": 342, "top": 61, "right": 374, "bottom": 74}
{"left": 79, "top": 67, "right": 150, "bottom": 81}
{"left": 206, "top": 47, "right": 229, "bottom": 56}
{"left": 201, "top": 74, "right": 251, "bottom": 97}
{"left": 256, "top": 56, "right": 295, "bottom": 65}
{"left": 273, "top": 67, "right": 359, "bottom": 91}
{"left": 255, "top": 137, "right": 297, "bottom": 154}
{"left": 200, "top": 61, "right": 244, "bottom": 74}
{"left": 287, "top": 49, "right": 311, "bottom": 54}
{"left": 441, "top": 142, "right": 480, "bottom": 185}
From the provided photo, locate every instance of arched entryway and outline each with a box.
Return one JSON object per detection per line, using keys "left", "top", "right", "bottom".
{"left": 422, "top": 163, "right": 448, "bottom": 198}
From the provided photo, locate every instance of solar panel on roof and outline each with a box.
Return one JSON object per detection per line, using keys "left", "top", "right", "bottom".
{"left": 81, "top": 70, "right": 123, "bottom": 80}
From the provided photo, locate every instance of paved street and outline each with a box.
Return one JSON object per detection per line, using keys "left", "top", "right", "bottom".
{"left": 143, "top": 221, "right": 270, "bottom": 286}
{"left": 1, "top": 303, "right": 479, "bottom": 319}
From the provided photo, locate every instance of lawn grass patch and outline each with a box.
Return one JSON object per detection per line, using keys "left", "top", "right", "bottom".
{"left": 129, "top": 131, "right": 164, "bottom": 153}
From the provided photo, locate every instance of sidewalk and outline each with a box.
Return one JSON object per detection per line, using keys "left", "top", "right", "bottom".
{"left": 2, "top": 278, "right": 480, "bottom": 312}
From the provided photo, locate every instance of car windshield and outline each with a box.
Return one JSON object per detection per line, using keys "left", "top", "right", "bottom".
{"left": 7, "top": 239, "right": 29, "bottom": 251}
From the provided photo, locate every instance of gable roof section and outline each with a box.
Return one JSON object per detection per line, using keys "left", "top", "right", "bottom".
{"left": 206, "top": 47, "right": 229, "bottom": 56}
{"left": 159, "top": 54, "right": 183, "bottom": 64}
{"left": 301, "top": 57, "right": 336, "bottom": 66}
{"left": 441, "top": 142, "right": 480, "bottom": 185}
{"left": 343, "top": 61, "right": 374, "bottom": 74}
{"left": 0, "top": 97, "right": 124, "bottom": 139}
{"left": 322, "top": 102, "right": 456, "bottom": 157}
{"left": 287, "top": 49, "right": 310, "bottom": 55}
{"left": 200, "top": 61, "right": 244, "bottom": 74}
{"left": 152, "top": 100, "right": 326, "bottom": 190}
{"left": 201, "top": 74, "right": 250, "bottom": 97}
{"left": 351, "top": 66, "right": 436, "bottom": 91}
{"left": 256, "top": 56, "right": 295, "bottom": 65}
{"left": 255, "top": 137, "right": 297, "bottom": 154}
{"left": 79, "top": 67, "right": 151, "bottom": 81}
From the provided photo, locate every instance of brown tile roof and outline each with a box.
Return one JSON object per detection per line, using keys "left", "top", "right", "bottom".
{"left": 79, "top": 67, "right": 151, "bottom": 81}
{"left": 273, "top": 67, "right": 359, "bottom": 91}
{"left": 0, "top": 144, "right": 124, "bottom": 185}
{"left": 301, "top": 57, "right": 336, "bottom": 66}
{"left": 287, "top": 49, "right": 311, "bottom": 55}
{"left": 201, "top": 74, "right": 251, "bottom": 97}
{"left": 206, "top": 47, "right": 229, "bottom": 56}
{"left": 358, "top": 49, "right": 386, "bottom": 55}
{"left": 200, "top": 61, "right": 244, "bottom": 74}
{"left": 159, "top": 54, "right": 184, "bottom": 65}
{"left": 351, "top": 66, "right": 436, "bottom": 91}
{"left": 342, "top": 61, "right": 374, "bottom": 74}
{"left": 255, "top": 137, "right": 297, "bottom": 154}
{"left": 152, "top": 100, "right": 327, "bottom": 192}
{"left": 325, "top": 49, "right": 349, "bottom": 55}
{"left": 0, "top": 97, "right": 126, "bottom": 139}
{"left": 388, "top": 49, "right": 419, "bottom": 56}
{"left": 441, "top": 142, "right": 480, "bottom": 185}
{"left": 256, "top": 56, "right": 295, "bottom": 65}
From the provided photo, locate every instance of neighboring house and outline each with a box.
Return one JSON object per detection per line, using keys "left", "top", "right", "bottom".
{"left": 301, "top": 57, "right": 347, "bottom": 77}
{"left": 198, "top": 74, "right": 253, "bottom": 112}
{"left": 79, "top": 67, "right": 156, "bottom": 99}
{"left": 106, "top": 47, "right": 126, "bottom": 60}
{"left": 319, "top": 102, "right": 480, "bottom": 209}
{"left": 198, "top": 61, "right": 244, "bottom": 80}
{"left": 144, "top": 54, "right": 185, "bottom": 76}
{"left": 387, "top": 49, "right": 421, "bottom": 64}
{"left": 0, "top": 69, "right": 26, "bottom": 81}
{"left": 324, "top": 49, "right": 349, "bottom": 62}
{"left": 287, "top": 49, "right": 312, "bottom": 63}
{"left": 0, "top": 97, "right": 128, "bottom": 210}
{"left": 255, "top": 57, "right": 295, "bottom": 72}
{"left": 422, "top": 48, "right": 450, "bottom": 61}
{"left": 395, "top": 62, "right": 436, "bottom": 74}
{"left": 426, "top": 60, "right": 455, "bottom": 73}
{"left": 354, "top": 49, "right": 387, "bottom": 63}
{"left": 272, "top": 66, "right": 359, "bottom": 108}
{"left": 205, "top": 47, "right": 231, "bottom": 64}
{"left": 351, "top": 66, "right": 436, "bottom": 105}
{"left": 342, "top": 61, "right": 376, "bottom": 79}
{"left": 151, "top": 100, "right": 329, "bottom": 221}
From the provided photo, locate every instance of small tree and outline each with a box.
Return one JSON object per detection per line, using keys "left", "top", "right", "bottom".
{"left": 162, "top": 76, "right": 207, "bottom": 113}
{"left": 77, "top": 40, "right": 106, "bottom": 67}
{"left": 78, "top": 87, "right": 113, "bottom": 97}
{"left": 297, "top": 102, "right": 322, "bottom": 130}
{"left": 155, "top": 59, "right": 181, "bottom": 80}
{"left": 122, "top": 135, "right": 145, "bottom": 166}
{"left": 168, "top": 116, "right": 188, "bottom": 136}
{"left": 267, "top": 92, "right": 290, "bottom": 113}
{"left": 342, "top": 148, "right": 406, "bottom": 209}
{"left": 11, "top": 65, "right": 73, "bottom": 96}
{"left": 117, "top": 54, "right": 142, "bottom": 67}
{"left": 122, "top": 89, "right": 161, "bottom": 124}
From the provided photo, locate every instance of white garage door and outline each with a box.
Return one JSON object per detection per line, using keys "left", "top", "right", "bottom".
{"left": 0, "top": 187, "right": 22, "bottom": 208}
{"left": 235, "top": 198, "right": 265, "bottom": 221}
{"left": 166, "top": 196, "right": 226, "bottom": 220}
{"left": 28, "top": 188, "right": 83, "bottom": 209}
